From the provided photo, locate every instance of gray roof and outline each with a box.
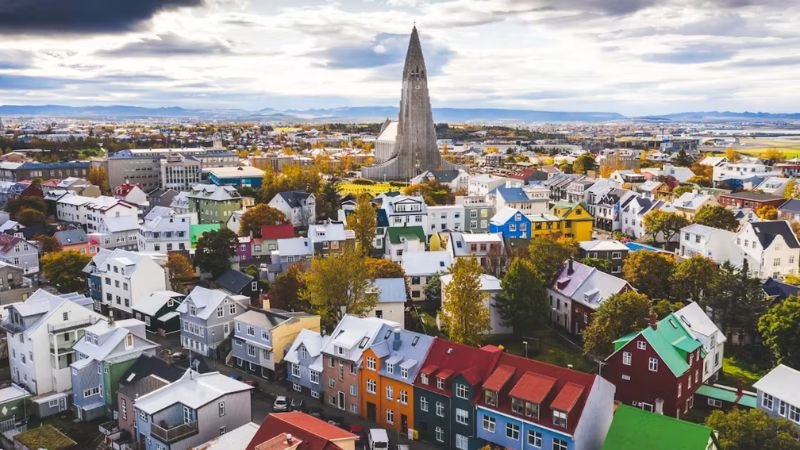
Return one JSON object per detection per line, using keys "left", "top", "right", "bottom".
{"left": 215, "top": 269, "right": 254, "bottom": 294}
{"left": 753, "top": 364, "right": 800, "bottom": 406}
{"left": 54, "top": 228, "right": 88, "bottom": 246}
{"left": 750, "top": 220, "right": 800, "bottom": 249}
{"left": 277, "top": 190, "right": 312, "bottom": 208}
{"left": 374, "top": 278, "right": 407, "bottom": 303}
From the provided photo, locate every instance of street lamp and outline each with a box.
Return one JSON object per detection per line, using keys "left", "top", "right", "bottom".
{"left": 522, "top": 341, "right": 528, "bottom": 358}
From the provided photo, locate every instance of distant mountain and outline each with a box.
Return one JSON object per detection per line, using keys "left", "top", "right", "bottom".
{"left": 285, "top": 106, "right": 626, "bottom": 122}
{"left": 639, "top": 111, "right": 800, "bottom": 121}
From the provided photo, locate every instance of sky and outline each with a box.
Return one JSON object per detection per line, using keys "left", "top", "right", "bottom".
{"left": 1, "top": 0, "right": 799, "bottom": 116}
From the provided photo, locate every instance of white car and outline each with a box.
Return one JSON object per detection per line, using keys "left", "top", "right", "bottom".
{"left": 272, "top": 395, "right": 289, "bottom": 412}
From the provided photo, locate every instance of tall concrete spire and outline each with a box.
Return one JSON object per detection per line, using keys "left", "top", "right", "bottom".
{"left": 362, "top": 26, "right": 455, "bottom": 181}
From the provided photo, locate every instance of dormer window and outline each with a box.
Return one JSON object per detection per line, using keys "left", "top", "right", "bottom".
{"left": 386, "top": 363, "right": 394, "bottom": 374}
{"left": 436, "top": 377, "right": 445, "bottom": 389}
{"left": 420, "top": 373, "right": 429, "bottom": 385}
{"left": 358, "top": 337, "right": 369, "bottom": 349}
{"left": 125, "top": 334, "right": 133, "bottom": 348}
{"left": 485, "top": 389, "right": 498, "bottom": 407}
{"left": 553, "top": 410, "right": 568, "bottom": 428}
{"left": 337, "top": 346, "right": 344, "bottom": 355}
{"left": 511, "top": 398, "right": 525, "bottom": 415}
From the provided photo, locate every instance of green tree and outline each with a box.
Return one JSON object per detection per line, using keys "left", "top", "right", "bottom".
{"left": 582, "top": 291, "right": 650, "bottom": 357}
{"left": 572, "top": 154, "right": 596, "bottom": 174}
{"left": 268, "top": 264, "right": 308, "bottom": 312}
{"left": 707, "top": 261, "right": 766, "bottom": 340}
{"left": 652, "top": 299, "right": 685, "bottom": 318}
{"left": 238, "top": 204, "right": 288, "bottom": 237}
{"left": 302, "top": 250, "right": 377, "bottom": 329}
{"left": 347, "top": 195, "right": 377, "bottom": 255}
{"left": 494, "top": 258, "right": 548, "bottom": 336}
{"left": 526, "top": 236, "right": 577, "bottom": 282}
{"left": 403, "top": 181, "right": 453, "bottom": 205}
{"left": 166, "top": 252, "right": 195, "bottom": 291}
{"left": 579, "top": 257, "right": 612, "bottom": 273}
{"left": 441, "top": 257, "right": 490, "bottom": 346}
{"left": 41, "top": 250, "right": 92, "bottom": 293}
{"left": 643, "top": 210, "right": 689, "bottom": 243}
{"left": 366, "top": 258, "right": 405, "bottom": 279}
{"left": 33, "top": 234, "right": 61, "bottom": 254}
{"left": 318, "top": 181, "right": 340, "bottom": 221}
{"left": 16, "top": 208, "right": 46, "bottom": 226}
{"left": 424, "top": 274, "right": 442, "bottom": 304}
{"left": 622, "top": 251, "right": 675, "bottom": 300}
{"left": 694, "top": 204, "right": 740, "bottom": 231}
{"left": 758, "top": 295, "right": 800, "bottom": 368}
{"left": 5, "top": 196, "right": 47, "bottom": 219}
{"left": 194, "top": 228, "right": 237, "bottom": 278}
{"left": 672, "top": 185, "right": 695, "bottom": 198}
{"left": 706, "top": 408, "right": 800, "bottom": 450}
{"left": 670, "top": 255, "right": 717, "bottom": 303}
{"left": 673, "top": 149, "right": 693, "bottom": 166}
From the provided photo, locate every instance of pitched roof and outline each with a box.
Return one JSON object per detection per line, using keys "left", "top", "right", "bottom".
{"left": 132, "top": 290, "right": 183, "bottom": 317}
{"left": 215, "top": 269, "right": 255, "bottom": 294}
{"left": 387, "top": 226, "right": 426, "bottom": 245}
{"left": 749, "top": 220, "right": 800, "bottom": 249}
{"left": 373, "top": 278, "right": 407, "bottom": 303}
{"left": 579, "top": 240, "right": 628, "bottom": 252}
{"left": 778, "top": 198, "right": 800, "bottom": 214}
{"left": 602, "top": 404, "right": 714, "bottom": 450}
{"left": 118, "top": 354, "right": 184, "bottom": 388}
{"left": 246, "top": 412, "right": 357, "bottom": 450}
{"left": 276, "top": 191, "right": 312, "bottom": 208}
{"left": 260, "top": 223, "right": 295, "bottom": 240}
{"left": 401, "top": 250, "right": 452, "bottom": 276}
{"left": 551, "top": 260, "right": 630, "bottom": 309}
{"left": 762, "top": 277, "right": 800, "bottom": 301}
{"left": 415, "top": 338, "right": 503, "bottom": 395}
{"left": 753, "top": 364, "right": 800, "bottom": 407}
{"left": 675, "top": 302, "right": 726, "bottom": 344}
{"left": 135, "top": 369, "right": 253, "bottom": 415}
{"left": 176, "top": 286, "right": 249, "bottom": 320}
{"left": 54, "top": 228, "right": 88, "bottom": 245}
{"left": 371, "top": 328, "right": 434, "bottom": 383}
{"left": 722, "top": 191, "right": 784, "bottom": 201}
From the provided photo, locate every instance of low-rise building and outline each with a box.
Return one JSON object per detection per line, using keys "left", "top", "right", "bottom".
{"left": 205, "top": 165, "right": 264, "bottom": 188}
{"left": 246, "top": 412, "right": 358, "bottom": 450}
{"left": 679, "top": 224, "right": 738, "bottom": 264}
{"left": 718, "top": 191, "right": 785, "bottom": 210}
{"left": 366, "top": 278, "right": 407, "bottom": 327}
{"left": 177, "top": 287, "right": 249, "bottom": 359}
{"left": 186, "top": 184, "right": 242, "bottom": 225}
{"left": 138, "top": 207, "right": 192, "bottom": 253}
{"left": 401, "top": 250, "right": 452, "bottom": 302}
{"left": 385, "top": 226, "right": 426, "bottom": 262}
{"left": 132, "top": 290, "right": 184, "bottom": 335}
{"left": 675, "top": 302, "right": 726, "bottom": 383}
{"left": 427, "top": 204, "right": 465, "bottom": 234}
{"left": 601, "top": 404, "right": 718, "bottom": 450}
{"left": 86, "top": 248, "right": 168, "bottom": 318}
{"left": 284, "top": 329, "right": 330, "bottom": 401}
{"left": 268, "top": 191, "right": 316, "bottom": 228}
{"left": 735, "top": 220, "right": 800, "bottom": 279}
{"left": 446, "top": 231, "right": 505, "bottom": 276}
{"left": 578, "top": 240, "right": 629, "bottom": 275}
{"left": 0, "top": 234, "right": 39, "bottom": 280}
{"left": 455, "top": 195, "right": 493, "bottom": 233}
{"left": 753, "top": 364, "right": 800, "bottom": 433}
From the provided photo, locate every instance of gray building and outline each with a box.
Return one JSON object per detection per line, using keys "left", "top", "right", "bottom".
{"left": 133, "top": 369, "right": 253, "bottom": 450}
{"left": 577, "top": 239, "right": 630, "bottom": 275}
{"left": 455, "top": 195, "right": 494, "bottom": 233}
{"left": 177, "top": 287, "right": 249, "bottom": 359}
{"left": 185, "top": 184, "right": 242, "bottom": 225}
{"left": 753, "top": 364, "right": 800, "bottom": 432}
{"left": 284, "top": 329, "right": 329, "bottom": 401}
{"left": 105, "top": 148, "right": 239, "bottom": 191}
{"left": 160, "top": 154, "right": 202, "bottom": 191}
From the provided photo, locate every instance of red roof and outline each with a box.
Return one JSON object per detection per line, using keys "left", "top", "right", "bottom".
{"left": 415, "top": 338, "right": 502, "bottom": 396}
{"left": 261, "top": 223, "right": 296, "bottom": 240}
{"left": 247, "top": 412, "right": 356, "bottom": 450}
{"left": 508, "top": 372, "right": 556, "bottom": 404}
{"left": 550, "top": 382, "right": 585, "bottom": 413}
{"left": 0, "top": 234, "right": 22, "bottom": 253}
{"left": 483, "top": 364, "right": 516, "bottom": 391}
{"left": 506, "top": 168, "right": 536, "bottom": 180}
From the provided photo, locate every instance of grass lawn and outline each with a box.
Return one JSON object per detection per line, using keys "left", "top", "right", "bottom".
{"left": 718, "top": 356, "right": 765, "bottom": 390}
{"left": 487, "top": 328, "right": 596, "bottom": 373}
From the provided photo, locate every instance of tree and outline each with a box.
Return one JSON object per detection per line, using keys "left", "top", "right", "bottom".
{"left": 86, "top": 166, "right": 110, "bottom": 193}
{"left": 366, "top": 258, "right": 405, "bottom": 279}
{"left": 652, "top": 299, "right": 685, "bottom": 318}
{"left": 403, "top": 181, "right": 453, "bottom": 206}
{"left": 694, "top": 204, "right": 740, "bottom": 231}
{"left": 441, "top": 257, "right": 490, "bottom": 346}
{"left": 579, "top": 257, "right": 612, "bottom": 273}
{"left": 494, "top": 258, "right": 548, "bottom": 336}
{"left": 673, "top": 149, "right": 693, "bottom": 166}
{"left": 706, "top": 408, "right": 800, "bottom": 450}
{"left": 643, "top": 210, "right": 689, "bottom": 243}
{"left": 166, "top": 253, "right": 195, "bottom": 290}
{"left": 784, "top": 179, "right": 797, "bottom": 199}
{"left": 347, "top": 195, "right": 377, "bottom": 255}
{"left": 526, "top": 236, "right": 577, "bottom": 283}
{"left": 41, "top": 250, "right": 92, "bottom": 293}
{"left": 5, "top": 196, "right": 47, "bottom": 219}
{"left": 194, "top": 228, "right": 237, "bottom": 278}
{"left": 582, "top": 291, "right": 650, "bottom": 357}
{"left": 33, "top": 235, "right": 61, "bottom": 254}
{"left": 424, "top": 274, "right": 442, "bottom": 304}
{"left": 622, "top": 251, "right": 675, "bottom": 300}
{"left": 268, "top": 264, "right": 308, "bottom": 312}
{"left": 318, "top": 181, "right": 340, "bottom": 221}
{"left": 758, "top": 295, "right": 800, "bottom": 368}
{"left": 572, "top": 154, "right": 596, "bottom": 174}
{"left": 756, "top": 205, "right": 778, "bottom": 220}
{"left": 670, "top": 255, "right": 717, "bottom": 303}
{"left": 725, "top": 147, "right": 740, "bottom": 162}
{"left": 672, "top": 185, "right": 695, "bottom": 197}
{"left": 302, "top": 250, "right": 377, "bottom": 329}
{"left": 16, "top": 208, "right": 46, "bottom": 226}
{"left": 706, "top": 261, "right": 767, "bottom": 340}
{"left": 238, "top": 204, "right": 288, "bottom": 237}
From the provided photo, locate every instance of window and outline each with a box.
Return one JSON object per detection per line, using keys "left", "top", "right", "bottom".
{"left": 436, "top": 377, "right": 445, "bottom": 389}
{"left": 512, "top": 398, "right": 525, "bottom": 415}
{"left": 455, "top": 434, "right": 469, "bottom": 450}
{"left": 310, "top": 370, "right": 320, "bottom": 384}
{"left": 218, "top": 402, "right": 225, "bottom": 417}
{"left": 506, "top": 423, "right": 520, "bottom": 440}
{"left": 763, "top": 393, "right": 774, "bottom": 410}
{"left": 528, "top": 430, "right": 542, "bottom": 448}
{"left": 789, "top": 405, "right": 800, "bottom": 424}
{"left": 247, "top": 326, "right": 255, "bottom": 336}
{"left": 386, "top": 362, "right": 394, "bottom": 374}
{"left": 455, "top": 408, "right": 469, "bottom": 425}
{"left": 400, "top": 389, "right": 408, "bottom": 405}
{"left": 400, "top": 367, "right": 409, "bottom": 378}
{"left": 622, "top": 352, "right": 631, "bottom": 366}
{"left": 229, "top": 304, "right": 236, "bottom": 314}
{"left": 386, "top": 385, "right": 393, "bottom": 400}
{"left": 637, "top": 341, "right": 646, "bottom": 350}
{"left": 553, "top": 438, "right": 569, "bottom": 450}
{"left": 455, "top": 383, "right": 468, "bottom": 400}
{"left": 219, "top": 426, "right": 226, "bottom": 435}
{"left": 420, "top": 396, "right": 428, "bottom": 412}
{"left": 367, "top": 379, "right": 376, "bottom": 394}
{"left": 247, "top": 345, "right": 256, "bottom": 357}
{"left": 553, "top": 410, "right": 568, "bottom": 428}
{"left": 435, "top": 426, "right": 444, "bottom": 443}
{"left": 366, "top": 357, "right": 376, "bottom": 371}
{"left": 217, "top": 307, "right": 223, "bottom": 318}
{"left": 482, "top": 415, "right": 495, "bottom": 433}
{"left": 779, "top": 400, "right": 788, "bottom": 416}
{"left": 386, "top": 409, "right": 394, "bottom": 424}
{"left": 648, "top": 357, "right": 658, "bottom": 372}
{"left": 420, "top": 373, "right": 429, "bottom": 385}
{"left": 291, "top": 363, "right": 300, "bottom": 378}
{"left": 485, "top": 389, "right": 498, "bottom": 406}
{"left": 436, "top": 401, "right": 444, "bottom": 417}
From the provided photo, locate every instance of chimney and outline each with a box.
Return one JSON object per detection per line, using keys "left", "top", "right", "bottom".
{"left": 286, "top": 433, "right": 293, "bottom": 444}
{"left": 392, "top": 328, "right": 402, "bottom": 351}
{"left": 735, "top": 382, "right": 743, "bottom": 401}
{"left": 649, "top": 312, "right": 658, "bottom": 330}
{"left": 567, "top": 257, "right": 574, "bottom": 275}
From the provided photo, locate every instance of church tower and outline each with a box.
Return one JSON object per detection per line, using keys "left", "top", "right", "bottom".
{"left": 362, "top": 26, "right": 456, "bottom": 180}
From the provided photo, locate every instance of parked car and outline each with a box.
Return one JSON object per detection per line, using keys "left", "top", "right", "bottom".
{"left": 290, "top": 398, "right": 305, "bottom": 412}
{"left": 272, "top": 395, "right": 290, "bottom": 412}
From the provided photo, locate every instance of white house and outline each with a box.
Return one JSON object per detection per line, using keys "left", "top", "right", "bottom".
{"left": 378, "top": 195, "right": 429, "bottom": 233}
{"left": 620, "top": 195, "right": 668, "bottom": 240}
{"left": 679, "top": 224, "right": 738, "bottom": 264}
{"left": 402, "top": 250, "right": 452, "bottom": 301}
{"left": 753, "top": 365, "right": 800, "bottom": 432}
{"left": 735, "top": 220, "right": 800, "bottom": 279}
{"left": 366, "top": 278, "right": 407, "bottom": 328}
{"left": 268, "top": 191, "right": 316, "bottom": 227}
{"left": 713, "top": 159, "right": 781, "bottom": 182}
{"left": 468, "top": 174, "right": 507, "bottom": 196}
{"left": 427, "top": 205, "right": 465, "bottom": 234}
{"left": 441, "top": 273, "right": 511, "bottom": 336}
{"left": 671, "top": 191, "right": 718, "bottom": 220}
{"left": 55, "top": 193, "right": 139, "bottom": 233}
{"left": 675, "top": 302, "right": 726, "bottom": 383}
{"left": 2, "top": 290, "right": 103, "bottom": 416}
{"left": 88, "top": 248, "right": 168, "bottom": 318}
{"left": 138, "top": 206, "right": 192, "bottom": 253}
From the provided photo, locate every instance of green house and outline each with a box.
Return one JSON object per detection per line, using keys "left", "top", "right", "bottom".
{"left": 602, "top": 404, "right": 719, "bottom": 450}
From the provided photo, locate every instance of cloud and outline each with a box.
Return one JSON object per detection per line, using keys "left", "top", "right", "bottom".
{"left": 0, "top": 50, "right": 33, "bottom": 69}
{"left": 727, "top": 56, "right": 800, "bottom": 67}
{"left": 0, "top": 0, "right": 204, "bottom": 34}
{"left": 642, "top": 44, "right": 738, "bottom": 64}
{"left": 99, "top": 33, "right": 232, "bottom": 57}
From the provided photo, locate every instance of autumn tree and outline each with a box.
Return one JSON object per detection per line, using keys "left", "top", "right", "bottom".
{"left": 494, "top": 258, "right": 548, "bottom": 336}
{"left": 756, "top": 205, "right": 778, "bottom": 220}
{"left": 5, "top": 196, "right": 47, "bottom": 219}
{"left": 579, "top": 257, "right": 612, "bottom": 273}
{"left": 16, "top": 208, "right": 45, "bottom": 226}
{"left": 404, "top": 181, "right": 453, "bottom": 206}
{"left": 707, "top": 408, "right": 800, "bottom": 450}
{"left": 526, "top": 235, "right": 577, "bottom": 282}
{"left": 694, "top": 204, "right": 740, "bottom": 231}
{"left": 643, "top": 210, "right": 689, "bottom": 243}
{"left": 785, "top": 179, "right": 797, "bottom": 199}
{"left": 652, "top": 299, "right": 686, "bottom": 318}
{"left": 239, "top": 204, "right": 288, "bottom": 237}
{"left": 194, "top": 228, "right": 237, "bottom": 278}
{"left": 758, "top": 295, "right": 800, "bottom": 368}
{"left": 441, "top": 257, "right": 490, "bottom": 346}
{"left": 166, "top": 252, "right": 195, "bottom": 291}
{"left": 725, "top": 147, "right": 740, "bottom": 162}
{"left": 259, "top": 164, "right": 321, "bottom": 203}
{"left": 622, "top": 251, "right": 675, "bottom": 300}
{"left": 347, "top": 195, "right": 377, "bottom": 255}
{"left": 670, "top": 255, "right": 717, "bottom": 303}
{"left": 582, "top": 291, "right": 650, "bottom": 358}
{"left": 33, "top": 235, "right": 61, "bottom": 254}
{"left": 366, "top": 258, "right": 405, "bottom": 279}
{"left": 268, "top": 264, "right": 308, "bottom": 312}
{"left": 41, "top": 250, "right": 92, "bottom": 293}
{"left": 302, "top": 249, "right": 377, "bottom": 329}
{"left": 572, "top": 154, "right": 596, "bottom": 174}
{"left": 87, "top": 166, "right": 110, "bottom": 193}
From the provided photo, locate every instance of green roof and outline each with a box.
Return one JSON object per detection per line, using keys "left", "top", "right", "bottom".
{"left": 387, "top": 226, "right": 426, "bottom": 245}
{"left": 15, "top": 424, "right": 77, "bottom": 450}
{"left": 611, "top": 313, "right": 703, "bottom": 377}
{"left": 695, "top": 384, "right": 757, "bottom": 408}
{"left": 191, "top": 224, "right": 221, "bottom": 247}
{"left": 602, "top": 404, "right": 714, "bottom": 450}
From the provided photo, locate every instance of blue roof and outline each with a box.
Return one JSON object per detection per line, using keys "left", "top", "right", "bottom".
{"left": 495, "top": 186, "right": 529, "bottom": 202}
{"left": 779, "top": 199, "right": 800, "bottom": 214}
{"left": 19, "top": 161, "right": 90, "bottom": 170}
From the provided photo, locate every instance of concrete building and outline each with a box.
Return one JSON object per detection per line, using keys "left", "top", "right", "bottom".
{"left": 160, "top": 154, "right": 202, "bottom": 191}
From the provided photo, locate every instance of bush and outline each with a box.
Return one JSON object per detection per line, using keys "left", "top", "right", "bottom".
{"left": 351, "top": 179, "right": 376, "bottom": 185}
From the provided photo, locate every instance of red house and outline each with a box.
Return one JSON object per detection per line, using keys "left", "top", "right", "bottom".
{"left": 604, "top": 313, "right": 705, "bottom": 418}
{"left": 717, "top": 191, "right": 785, "bottom": 210}
{"left": 246, "top": 412, "right": 358, "bottom": 450}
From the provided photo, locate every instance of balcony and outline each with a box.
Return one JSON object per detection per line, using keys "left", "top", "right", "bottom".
{"left": 150, "top": 421, "right": 198, "bottom": 444}
{"left": 50, "top": 340, "right": 76, "bottom": 355}
{"left": 48, "top": 317, "right": 96, "bottom": 333}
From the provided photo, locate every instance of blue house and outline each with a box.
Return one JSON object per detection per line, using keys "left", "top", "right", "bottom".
{"left": 206, "top": 166, "right": 264, "bottom": 188}
{"left": 284, "top": 329, "right": 330, "bottom": 401}
{"left": 489, "top": 207, "right": 531, "bottom": 239}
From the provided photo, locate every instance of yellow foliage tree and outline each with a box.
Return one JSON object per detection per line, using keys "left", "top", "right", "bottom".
{"left": 441, "top": 257, "right": 490, "bottom": 346}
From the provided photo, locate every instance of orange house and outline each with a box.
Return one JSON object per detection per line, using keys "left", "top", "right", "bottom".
{"left": 359, "top": 329, "right": 434, "bottom": 435}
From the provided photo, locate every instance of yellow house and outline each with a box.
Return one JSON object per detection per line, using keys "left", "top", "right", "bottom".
{"left": 528, "top": 202, "right": 593, "bottom": 242}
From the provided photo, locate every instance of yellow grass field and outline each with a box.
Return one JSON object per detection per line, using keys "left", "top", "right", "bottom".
{"left": 736, "top": 137, "right": 800, "bottom": 159}
{"left": 337, "top": 181, "right": 406, "bottom": 197}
